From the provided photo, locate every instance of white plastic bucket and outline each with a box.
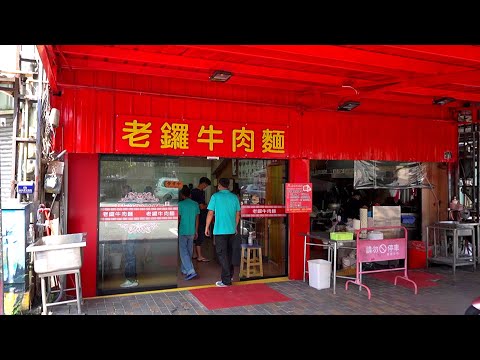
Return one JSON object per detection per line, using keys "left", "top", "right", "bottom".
{"left": 308, "top": 259, "right": 332, "bottom": 290}
{"left": 109, "top": 253, "right": 122, "bottom": 270}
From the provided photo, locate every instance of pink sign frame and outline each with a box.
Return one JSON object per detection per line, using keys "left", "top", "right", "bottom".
{"left": 345, "top": 226, "right": 418, "bottom": 299}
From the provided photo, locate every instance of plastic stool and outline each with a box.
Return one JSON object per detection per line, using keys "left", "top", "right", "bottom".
{"left": 39, "top": 269, "right": 83, "bottom": 315}
{"left": 239, "top": 244, "right": 263, "bottom": 278}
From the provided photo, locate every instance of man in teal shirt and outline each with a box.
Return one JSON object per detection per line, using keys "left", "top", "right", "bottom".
{"left": 205, "top": 178, "right": 241, "bottom": 287}
{"left": 178, "top": 186, "right": 200, "bottom": 280}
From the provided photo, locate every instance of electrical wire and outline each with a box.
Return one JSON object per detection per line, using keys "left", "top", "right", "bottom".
{"left": 341, "top": 85, "right": 359, "bottom": 95}
{"left": 424, "top": 175, "right": 439, "bottom": 223}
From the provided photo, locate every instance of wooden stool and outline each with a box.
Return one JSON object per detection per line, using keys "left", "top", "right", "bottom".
{"left": 239, "top": 244, "right": 264, "bottom": 278}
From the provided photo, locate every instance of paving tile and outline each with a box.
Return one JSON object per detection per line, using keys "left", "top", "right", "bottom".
{"left": 43, "top": 267, "right": 480, "bottom": 316}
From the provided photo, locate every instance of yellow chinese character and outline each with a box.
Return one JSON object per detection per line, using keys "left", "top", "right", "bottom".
{"left": 232, "top": 127, "right": 254, "bottom": 153}
{"left": 197, "top": 125, "right": 223, "bottom": 151}
{"left": 161, "top": 122, "right": 189, "bottom": 149}
{"left": 262, "top": 129, "right": 285, "bottom": 153}
{"left": 122, "top": 120, "right": 152, "bottom": 148}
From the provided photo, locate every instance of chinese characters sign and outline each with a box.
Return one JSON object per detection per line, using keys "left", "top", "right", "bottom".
{"left": 285, "top": 183, "right": 312, "bottom": 213}
{"left": 115, "top": 115, "right": 288, "bottom": 158}
{"left": 100, "top": 205, "right": 178, "bottom": 221}
{"left": 241, "top": 205, "right": 286, "bottom": 218}
{"left": 357, "top": 238, "right": 406, "bottom": 262}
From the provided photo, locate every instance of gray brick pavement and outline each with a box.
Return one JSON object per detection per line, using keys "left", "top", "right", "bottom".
{"left": 45, "top": 266, "right": 480, "bottom": 315}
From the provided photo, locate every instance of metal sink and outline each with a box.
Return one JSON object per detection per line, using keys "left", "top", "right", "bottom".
{"left": 26, "top": 233, "right": 87, "bottom": 274}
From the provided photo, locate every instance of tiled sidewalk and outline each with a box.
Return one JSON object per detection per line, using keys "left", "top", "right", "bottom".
{"left": 49, "top": 266, "right": 480, "bottom": 315}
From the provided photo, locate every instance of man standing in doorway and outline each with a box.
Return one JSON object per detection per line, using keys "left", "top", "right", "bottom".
{"left": 205, "top": 178, "right": 241, "bottom": 287}
{"left": 191, "top": 177, "right": 211, "bottom": 262}
{"left": 178, "top": 186, "right": 199, "bottom": 280}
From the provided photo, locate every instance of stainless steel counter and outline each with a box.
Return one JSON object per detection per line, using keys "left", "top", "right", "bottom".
{"left": 301, "top": 232, "right": 356, "bottom": 294}
{"left": 426, "top": 221, "right": 478, "bottom": 274}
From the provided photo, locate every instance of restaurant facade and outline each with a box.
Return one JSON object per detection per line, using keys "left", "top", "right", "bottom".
{"left": 38, "top": 45, "right": 458, "bottom": 297}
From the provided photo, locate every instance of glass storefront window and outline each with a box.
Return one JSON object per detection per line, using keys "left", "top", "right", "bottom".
{"left": 97, "top": 155, "right": 288, "bottom": 294}
{"left": 98, "top": 155, "right": 180, "bottom": 295}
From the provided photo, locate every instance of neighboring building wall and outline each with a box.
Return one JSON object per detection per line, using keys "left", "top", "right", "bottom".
{"left": 0, "top": 116, "right": 13, "bottom": 202}
{"left": 0, "top": 94, "right": 14, "bottom": 203}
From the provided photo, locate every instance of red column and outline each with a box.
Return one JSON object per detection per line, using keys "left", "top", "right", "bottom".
{"left": 67, "top": 153, "right": 99, "bottom": 297}
{"left": 288, "top": 158, "right": 310, "bottom": 280}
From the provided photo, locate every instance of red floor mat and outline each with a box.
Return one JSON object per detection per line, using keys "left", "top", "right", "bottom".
{"left": 367, "top": 270, "right": 445, "bottom": 289}
{"left": 190, "top": 283, "right": 291, "bottom": 310}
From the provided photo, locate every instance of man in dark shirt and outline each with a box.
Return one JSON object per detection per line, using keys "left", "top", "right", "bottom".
{"left": 191, "top": 177, "right": 211, "bottom": 261}
{"left": 343, "top": 190, "right": 365, "bottom": 220}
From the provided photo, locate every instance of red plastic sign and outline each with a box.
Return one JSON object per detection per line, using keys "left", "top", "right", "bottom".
{"left": 100, "top": 206, "right": 178, "bottom": 221}
{"left": 241, "top": 205, "right": 286, "bottom": 218}
{"left": 285, "top": 183, "right": 312, "bottom": 213}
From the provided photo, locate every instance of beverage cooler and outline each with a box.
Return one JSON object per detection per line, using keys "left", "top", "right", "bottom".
{"left": 1, "top": 201, "right": 32, "bottom": 314}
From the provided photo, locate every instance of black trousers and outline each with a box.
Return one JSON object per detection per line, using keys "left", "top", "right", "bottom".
{"left": 214, "top": 234, "right": 235, "bottom": 285}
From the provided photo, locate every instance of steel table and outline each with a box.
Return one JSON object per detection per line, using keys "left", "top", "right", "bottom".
{"left": 301, "top": 232, "right": 356, "bottom": 294}
{"left": 426, "top": 222, "right": 478, "bottom": 274}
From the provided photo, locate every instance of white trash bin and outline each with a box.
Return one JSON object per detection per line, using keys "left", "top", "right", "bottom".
{"left": 109, "top": 253, "right": 123, "bottom": 270}
{"left": 308, "top": 259, "right": 332, "bottom": 290}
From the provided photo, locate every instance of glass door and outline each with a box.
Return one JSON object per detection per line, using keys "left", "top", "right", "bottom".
{"left": 238, "top": 159, "right": 288, "bottom": 278}
{"left": 97, "top": 155, "right": 180, "bottom": 295}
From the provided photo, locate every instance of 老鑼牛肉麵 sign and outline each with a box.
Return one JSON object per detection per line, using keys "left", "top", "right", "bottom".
{"left": 115, "top": 115, "right": 288, "bottom": 159}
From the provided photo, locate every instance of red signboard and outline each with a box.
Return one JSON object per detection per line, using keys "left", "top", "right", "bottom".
{"left": 100, "top": 205, "right": 178, "bottom": 221}
{"left": 115, "top": 115, "right": 288, "bottom": 158}
{"left": 241, "top": 205, "right": 286, "bottom": 218}
{"left": 357, "top": 238, "right": 406, "bottom": 262}
{"left": 285, "top": 183, "right": 312, "bottom": 213}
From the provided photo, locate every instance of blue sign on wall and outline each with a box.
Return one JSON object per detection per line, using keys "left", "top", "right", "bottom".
{"left": 17, "top": 181, "right": 34, "bottom": 194}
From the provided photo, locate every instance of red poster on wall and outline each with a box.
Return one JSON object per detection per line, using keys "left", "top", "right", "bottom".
{"left": 285, "top": 183, "right": 312, "bottom": 213}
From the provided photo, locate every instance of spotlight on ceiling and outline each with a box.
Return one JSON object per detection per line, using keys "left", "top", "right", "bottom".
{"left": 433, "top": 97, "right": 455, "bottom": 106}
{"left": 337, "top": 100, "right": 360, "bottom": 112}
{"left": 209, "top": 70, "right": 232, "bottom": 82}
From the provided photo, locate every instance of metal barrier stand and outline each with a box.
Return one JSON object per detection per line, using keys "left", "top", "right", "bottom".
{"left": 345, "top": 226, "right": 417, "bottom": 300}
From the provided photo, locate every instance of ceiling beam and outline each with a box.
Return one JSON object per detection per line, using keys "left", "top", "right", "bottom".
{"left": 392, "top": 87, "right": 480, "bottom": 102}
{"left": 383, "top": 45, "right": 480, "bottom": 64}
{"left": 183, "top": 45, "right": 414, "bottom": 80}
{"left": 56, "top": 45, "right": 379, "bottom": 88}
{"left": 63, "top": 58, "right": 331, "bottom": 93}
{"left": 248, "top": 45, "right": 472, "bottom": 75}
{"left": 36, "top": 45, "right": 58, "bottom": 93}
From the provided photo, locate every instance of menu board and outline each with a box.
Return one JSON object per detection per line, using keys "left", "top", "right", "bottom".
{"left": 285, "top": 183, "right": 312, "bottom": 213}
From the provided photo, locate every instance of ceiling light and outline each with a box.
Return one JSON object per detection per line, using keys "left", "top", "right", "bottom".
{"left": 433, "top": 97, "right": 455, "bottom": 106}
{"left": 209, "top": 70, "right": 232, "bottom": 82}
{"left": 337, "top": 100, "right": 360, "bottom": 111}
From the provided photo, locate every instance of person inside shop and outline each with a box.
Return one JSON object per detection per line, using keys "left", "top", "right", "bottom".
{"left": 192, "top": 201, "right": 210, "bottom": 262}
{"left": 343, "top": 190, "right": 366, "bottom": 220}
{"left": 178, "top": 185, "right": 200, "bottom": 280}
{"left": 121, "top": 184, "right": 132, "bottom": 198}
{"left": 191, "top": 177, "right": 212, "bottom": 262}
{"left": 205, "top": 177, "right": 241, "bottom": 287}
{"left": 120, "top": 184, "right": 139, "bottom": 288}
